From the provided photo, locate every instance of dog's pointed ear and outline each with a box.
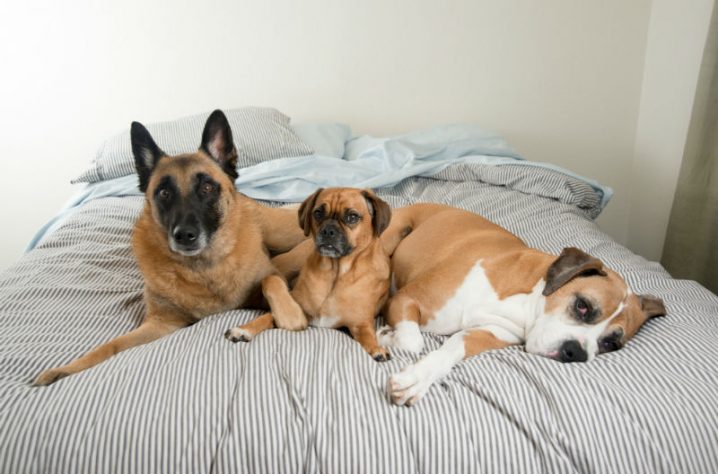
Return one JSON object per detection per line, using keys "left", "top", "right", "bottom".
{"left": 200, "top": 109, "right": 238, "bottom": 181}
{"left": 638, "top": 294, "right": 667, "bottom": 319}
{"left": 298, "top": 188, "right": 323, "bottom": 236}
{"left": 361, "top": 190, "right": 392, "bottom": 237}
{"left": 131, "top": 121, "right": 166, "bottom": 192}
{"left": 543, "top": 247, "right": 607, "bottom": 296}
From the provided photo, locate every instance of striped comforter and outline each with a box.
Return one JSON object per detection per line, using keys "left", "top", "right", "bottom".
{"left": 1, "top": 163, "right": 716, "bottom": 473}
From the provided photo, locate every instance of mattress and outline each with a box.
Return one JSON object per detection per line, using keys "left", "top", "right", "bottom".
{"left": 1, "top": 162, "right": 716, "bottom": 473}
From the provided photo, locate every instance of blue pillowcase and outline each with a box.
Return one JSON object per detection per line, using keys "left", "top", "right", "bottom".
{"left": 291, "top": 122, "right": 352, "bottom": 159}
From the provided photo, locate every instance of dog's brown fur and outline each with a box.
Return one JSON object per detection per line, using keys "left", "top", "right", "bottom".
{"left": 33, "top": 110, "right": 307, "bottom": 386}
{"left": 225, "top": 188, "right": 399, "bottom": 361}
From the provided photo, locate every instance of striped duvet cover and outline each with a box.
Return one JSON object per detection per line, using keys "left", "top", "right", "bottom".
{"left": 1, "top": 163, "right": 716, "bottom": 473}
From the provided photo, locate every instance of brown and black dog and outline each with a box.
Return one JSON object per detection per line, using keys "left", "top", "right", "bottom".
{"left": 34, "top": 110, "right": 308, "bottom": 385}
{"left": 225, "top": 187, "right": 401, "bottom": 361}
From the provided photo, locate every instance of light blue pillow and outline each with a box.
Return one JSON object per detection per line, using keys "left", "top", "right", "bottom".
{"left": 291, "top": 122, "right": 352, "bottom": 159}
{"left": 344, "top": 123, "right": 521, "bottom": 162}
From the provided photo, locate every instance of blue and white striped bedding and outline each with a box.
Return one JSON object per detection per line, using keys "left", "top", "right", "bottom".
{"left": 1, "top": 162, "right": 716, "bottom": 473}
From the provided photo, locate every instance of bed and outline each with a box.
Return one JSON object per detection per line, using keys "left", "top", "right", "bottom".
{"left": 1, "top": 113, "right": 717, "bottom": 473}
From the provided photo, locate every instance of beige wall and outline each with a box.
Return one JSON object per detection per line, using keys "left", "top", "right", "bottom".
{"left": 628, "top": 0, "right": 716, "bottom": 261}
{"left": 0, "top": 0, "right": 660, "bottom": 269}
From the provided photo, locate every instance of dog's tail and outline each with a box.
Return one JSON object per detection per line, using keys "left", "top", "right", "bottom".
{"left": 381, "top": 203, "right": 452, "bottom": 255}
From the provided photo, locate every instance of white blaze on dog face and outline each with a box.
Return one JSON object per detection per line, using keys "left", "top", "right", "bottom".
{"left": 525, "top": 272, "right": 628, "bottom": 362}
{"left": 524, "top": 248, "right": 665, "bottom": 362}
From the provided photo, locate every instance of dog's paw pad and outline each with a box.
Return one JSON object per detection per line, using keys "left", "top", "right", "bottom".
{"left": 373, "top": 349, "right": 391, "bottom": 362}
{"left": 225, "top": 328, "right": 252, "bottom": 343}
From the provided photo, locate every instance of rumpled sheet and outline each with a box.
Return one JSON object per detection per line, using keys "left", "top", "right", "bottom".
{"left": 2, "top": 162, "right": 716, "bottom": 473}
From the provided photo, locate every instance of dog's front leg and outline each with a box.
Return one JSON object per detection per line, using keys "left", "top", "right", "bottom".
{"left": 261, "top": 274, "right": 308, "bottom": 331}
{"left": 349, "top": 323, "right": 391, "bottom": 362}
{"left": 387, "top": 328, "right": 509, "bottom": 406}
{"left": 224, "top": 313, "right": 275, "bottom": 342}
{"left": 33, "top": 315, "right": 188, "bottom": 386}
{"left": 224, "top": 274, "right": 307, "bottom": 343}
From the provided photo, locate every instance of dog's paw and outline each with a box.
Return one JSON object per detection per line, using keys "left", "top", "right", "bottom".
{"left": 33, "top": 367, "right": 70, "bottom": 386}
{"left": 282, "top": 317, "right": 309, "bottom": 331}
{"left": 224, "top": 327, "right": 253, "bottom": 343}
{"left": 393, "top": 322, "right": 425, "bottom": 353}
{"left": 372, "top": 347, "right": 391, "bottom": 362}
{"left": 387, "top": 363, "right": 434, "bottom": 406}
{"left": 376, "top": 325, "right": 394, "bottom": 346}
{"left": 274, "top": 310, "right": 308, "bottom": 331}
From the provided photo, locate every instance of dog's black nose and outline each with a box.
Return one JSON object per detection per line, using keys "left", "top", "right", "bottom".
{"left": 558, "top": 340, "right": 588, "bottom": 363}
{"left": 320, "top": 224, "right": 338, "bottom": 238}
{"left": 173, "top": 226, "right": 198, "bottom": 244}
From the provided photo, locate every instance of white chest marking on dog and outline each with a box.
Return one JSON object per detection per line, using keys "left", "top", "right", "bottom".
{"left": 310, "top": 315, "right": 340, "bottom": 328}
{"left": 423, "top": 260, "right": 542, "bottom": 344}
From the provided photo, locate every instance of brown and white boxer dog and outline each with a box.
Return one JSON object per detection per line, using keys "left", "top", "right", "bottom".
{"left": 225, "top": 187, "right": 399, "bottom": 361}
{"left": 378, "top": 203, "right": 667, "bottom": 406}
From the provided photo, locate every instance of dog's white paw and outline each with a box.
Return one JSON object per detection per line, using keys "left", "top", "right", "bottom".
{"left": 377, "top": 325, "right": 395, "bottom": 346}
{"left": 388, "top": 363, "right": 435, "bottom": 406}
{"left": 393, "top": 321, "right": 425, "bottom": 353}
{"left": 224, "top": 327, "right": 253, "bottom": 343}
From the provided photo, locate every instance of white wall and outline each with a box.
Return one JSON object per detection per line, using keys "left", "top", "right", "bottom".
{"left": 0, "top": 0, "right": 654, "bottom": 270}
{"left": 628, "top": 0, "right": 716, "bottom": 261}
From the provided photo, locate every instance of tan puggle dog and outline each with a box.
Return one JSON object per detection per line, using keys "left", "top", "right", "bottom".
{"left": 378, "top": 204, "right": 667, "bottom": 406}
{"left": 225, "top": 187, "right": 396, "bottom": 361}
{"left": 34, "top": 110, "right": 307, "bottom": 386}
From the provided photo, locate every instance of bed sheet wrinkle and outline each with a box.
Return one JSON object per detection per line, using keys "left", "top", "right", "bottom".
{"left": 273, "top": 338, "right": 311, "bottom": 469}
{"left": 589, "top": 378, "right": 675, "bottom": 471}
{"left": 171, "top": 321, "right": 220, "bottom": 472}
{"left": 455, "top": 371, "right": 544, "bottom": 464}
{"left": 207, "top": 339, "right": 247, "bottom": 474}
{"left": 486, "top": 364, "right": 576, "bottom": 471}
{"left": 441, "top": 376, "right": 487, "bottom": 470}
{"left": 74, "top": 333, "right": 176, "bottom": 470}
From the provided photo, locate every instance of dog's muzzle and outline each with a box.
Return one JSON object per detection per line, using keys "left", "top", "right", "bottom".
{"left": 169, "top": 224, "right": 207, "bottom": 256}
{"left": 315, "top": 221, "right": 352, "bottom": 258}
{"left": 557, "top": 340, "right": 588, "bottom": 363}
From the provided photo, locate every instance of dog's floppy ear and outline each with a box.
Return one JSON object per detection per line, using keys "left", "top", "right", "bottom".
{"left": 638, "top": 294, "right": 667, "bottom": 319}
{"left": 542, "top": 247, "right": 607, "bottom": 296}
{"left": 200, "top": 109, "right": 239, "bottom": 181}
{"left": 606, "top": 292, "right": 666, "bottom": 348}
{"left": 361, "top": 190, "right": 392, "bottom": 237}
{"left": 298, "top": 188, "right": 324, "bottom": 236}
{"left": 131, "top": 122, "right": 166, "bottom": 192}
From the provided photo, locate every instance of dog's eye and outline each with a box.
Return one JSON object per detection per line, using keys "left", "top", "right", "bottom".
{"left": 158, "top": 189, "right": 170, "bottom": 199}
{"left": 201, "top": 183, "right": 215, "bottom": 194}
{"left": 313, "top": 208, "right": 324, "bottom": 221}
{"left": 574, "top": 297, "right": 592, "bottom": 320}
{"left": 344, "top": 213, "right": 360, "bottom": 225}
